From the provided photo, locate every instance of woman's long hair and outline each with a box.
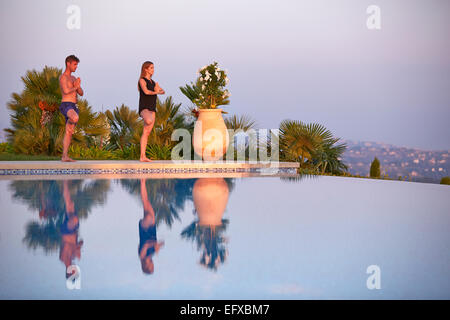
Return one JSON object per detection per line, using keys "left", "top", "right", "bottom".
{"left": 138, "top": 61, "right": 153, "bottom": 91}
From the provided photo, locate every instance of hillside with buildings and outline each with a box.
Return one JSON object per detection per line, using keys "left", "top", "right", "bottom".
{"left": 341, "top": 139, "right": 449, "bottom": 184}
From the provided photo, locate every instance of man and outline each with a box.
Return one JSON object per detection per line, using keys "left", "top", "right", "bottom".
{"left": 59, "top": 180, "right": 83, "bottom": 281}
{"left": 59, "top": 55, "right": 83, "bottom": 162}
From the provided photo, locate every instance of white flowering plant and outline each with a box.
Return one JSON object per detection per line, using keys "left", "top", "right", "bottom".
{"left": 180, "top": 61, "right": 230, "bottom": 116}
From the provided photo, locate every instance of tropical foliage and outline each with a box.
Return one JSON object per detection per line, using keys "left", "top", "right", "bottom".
{"left": 104, "top": 98, "right": 186, "bottom": 159}
{"left": 105, "top": 104, "right": 142, "bottom": 150}
{"left": 150, "top": 96, "right": 186, "bottom": 147}
{"left": 0, "top": 142, "right": 13, "bottom": 153}
{"left": 224, "top": 114, "right": 257, "bottom": 132}
{"left": 279, "top": 119, "right": 348, "bottom": 174}
{"left": 223, "top": 114, "right": 258, "bottom": 161}
{"left": 3, "top": 65, "right": 353, "bottom": 171}
{"left": 5, "top": 66, "right": 108, "bottom": 155}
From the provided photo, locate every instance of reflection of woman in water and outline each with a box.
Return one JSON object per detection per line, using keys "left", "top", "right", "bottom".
{"left": 138, "top": 179, "right": 164, "bottom": 274}
{"left": 59, "top": 180, "right": 83, "bottom": 279}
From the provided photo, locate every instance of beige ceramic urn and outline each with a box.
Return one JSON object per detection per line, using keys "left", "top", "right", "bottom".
{"left": 192, "top": 109, "right": 230, "bottom": 161}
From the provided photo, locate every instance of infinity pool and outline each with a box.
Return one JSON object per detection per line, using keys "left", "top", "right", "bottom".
{"left": 0, "top": 175, "right": 449, "bottom": 299}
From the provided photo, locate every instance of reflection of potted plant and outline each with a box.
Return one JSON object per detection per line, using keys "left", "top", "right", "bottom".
{"left": 180, "top": 62, "right": 231, "bottom": 160}
{"left": 193, "top": 178, "right": 229, "bottom": 226}
{"left": 181, "top": 219, "right": 229, "bottom": 271}
{"left": 180, "top": 178, "right": 230, "bottom": 271}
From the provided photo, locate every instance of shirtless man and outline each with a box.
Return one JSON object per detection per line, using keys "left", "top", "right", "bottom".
{"left": 59, "top": 179, "right": 83, "bottom": 280}
{"left": 59, "top": 55, "right": 84, "bottom": 162}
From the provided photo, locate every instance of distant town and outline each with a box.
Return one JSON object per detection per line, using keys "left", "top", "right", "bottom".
{"left": 341, "top": 139, "right": 449, "bottom": 184}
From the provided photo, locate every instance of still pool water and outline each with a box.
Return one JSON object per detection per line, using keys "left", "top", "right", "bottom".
{"left": 0, "top": 175, "right": 449, "bottom": 299}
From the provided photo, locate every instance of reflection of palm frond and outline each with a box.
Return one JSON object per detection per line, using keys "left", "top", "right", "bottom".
{"left": 223, "top": 178, "right": 236, "bottom": 194}
{"left": 9, "top": 179, "right": 111, "bottom": 253}
{"left": 23, "top": 220, "right": 61, "bottom": 254}
{"left": 9, "top": 180, "right": 67, "bottom": 214}
{"left": 279, "top": 173, "right": 319, "bottom": 183}
{"left": 9, "top": 180, "right": 110, "bottom": 220}
{"left": 181, "top": 219, "right": 229, "bottom": 271}
{"left": 71, "top": 179, "right": 111, "bottom": 218}
{"left": 119, "top": 179, "right": 195, "bottom": 228}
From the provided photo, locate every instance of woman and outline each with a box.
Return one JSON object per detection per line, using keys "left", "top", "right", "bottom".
{"left": 138, "top": 61, "right": 165, "bottom": 162}
{"left": 138, "top": 179, "right": 164, "bottom": 274}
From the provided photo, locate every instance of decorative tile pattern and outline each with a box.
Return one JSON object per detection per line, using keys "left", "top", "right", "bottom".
{"left": 0, "top": 167, "right": 297, "bottom": 176}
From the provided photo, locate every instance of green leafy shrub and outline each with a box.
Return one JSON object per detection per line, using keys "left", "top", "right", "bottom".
{"left": 146, "top": 144, "right": 172, "bottom": 160}
{"left": 0, "top": 142, "right": 14, "bottom": 153}
{"left": 113, "top": 145, "right": 140, "bottom": 160}
{"left": 5, "top": 66, "right": 108, "bottom": 156}
{"left": 68, "top": 145, "right": 116, "bottom": 160}
{"left": 278, "top": 119, "right": 348, "bottom": 174}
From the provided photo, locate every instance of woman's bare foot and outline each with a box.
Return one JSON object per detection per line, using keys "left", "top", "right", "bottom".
{"left": 61, "top": 156, "right": 76, "bottom": 162}
{"left": 140, "top": 157, "right": 153, "bottom": 162}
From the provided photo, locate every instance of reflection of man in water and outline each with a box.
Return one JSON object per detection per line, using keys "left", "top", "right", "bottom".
{"left": 59, "top": 180, "right": 83, "bottom": 278}
{"left": 138, "top": 179, "right": 164, "bottom": 274}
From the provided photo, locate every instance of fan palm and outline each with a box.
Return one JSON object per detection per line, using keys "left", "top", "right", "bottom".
{"left": 224, "top": 114, "right": 257, "bottom": 131}
{"left": 279, "top": 119, "right": 348, "bottom": 173}
{"left": 279, "top": 120, "right": 325, "bottom": 165}
{"left": 149, "top": 96, "right": 186, "bottom": 147}
{"left": 5, "top": 66, "right": 108, "bottom": 155}
{"left": 310, "top": 139, "right": 348, "bottom": 174}
{"left": 223, "top": 114, "right": 258, "bottom": 161}
{"left": 20, "top": 66, "right": 62, "bottom": 111}
{"left": 104, "top": 98, "right": 187, "bottom": 159}
{"left": 105, "top": 104, "right": 142, "bottom": 150}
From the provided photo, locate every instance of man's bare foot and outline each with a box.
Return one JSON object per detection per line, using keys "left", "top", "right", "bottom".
{"left": 61, "top": 157, "right": 76, "bottom": 162}
{"left": 140, "top": 157, "right": 153, "bottom": 162}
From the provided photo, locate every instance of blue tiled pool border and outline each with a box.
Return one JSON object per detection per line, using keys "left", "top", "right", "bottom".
{"left": 0, "top": 167, "right": 298, "bottom": 176}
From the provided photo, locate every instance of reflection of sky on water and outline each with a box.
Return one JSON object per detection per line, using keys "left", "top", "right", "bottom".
{"left": 0, "top": 176, "right": 449, "bottom": 299}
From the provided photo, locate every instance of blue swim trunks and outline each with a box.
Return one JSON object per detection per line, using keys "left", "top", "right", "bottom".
{"left": 59, "top": 101, "right": 79, "bottom": 124}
